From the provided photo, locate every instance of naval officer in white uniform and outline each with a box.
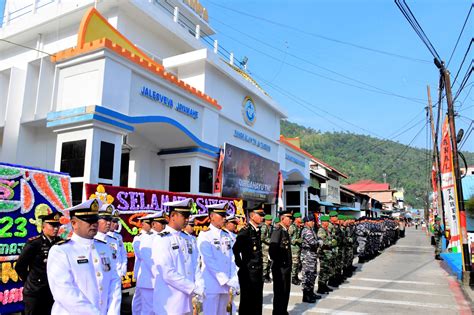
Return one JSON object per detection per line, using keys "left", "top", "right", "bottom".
{"left": 151, "top": 198, "right": 203, "bottom": 315}
{"left": 197, "top": 203, "right": 239, "bottom": 315}
{"left": 107, "top": 209, "right": 128, "bottom": 277}
{"left": 132, "top": 214, "right": 154, "bottom": 314}
{"left": 47, "top": 199, "right": 122, "bottom": 315}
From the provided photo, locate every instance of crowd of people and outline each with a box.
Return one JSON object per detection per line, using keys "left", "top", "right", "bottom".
{"left": 15, "top": 197, "right": 407, "bottom": 315}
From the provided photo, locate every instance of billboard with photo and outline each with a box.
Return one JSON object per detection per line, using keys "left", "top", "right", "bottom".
{"left": 221, "top": 143, "right": 279, "bottom": 203}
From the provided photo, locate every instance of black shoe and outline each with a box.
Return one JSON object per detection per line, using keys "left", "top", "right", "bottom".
{"left": 435, "top": 255, "right": 443, "bottom": 260}
{"left": 351, "top": 265, "right": 358, "bottom": 271}
{"left": 311, "top": 291, "right": 322, "bottom": 300}
{"left": 302, "top": 290, "right": 317, "bottom": 303}
{"left": 292, "top": 277, "right": 301, "bottom": 285}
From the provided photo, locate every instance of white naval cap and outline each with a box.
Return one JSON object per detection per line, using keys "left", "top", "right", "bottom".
{"left": 67, "top": 198, "right": 103, "bottom": 222}
{"left": 163, "top": 198, "right": 193, "bottom": 214}
{"left": 206, "top": 202, "right": 229, "bottom": 216}
{"left": 99, "top": 203, "right": 115, "bottom": 218}
{"left": 145, "top": 212, "right": 168, "bottom": 224}
{"left": 225, "top": 214, "right": 239, "bottom": 223}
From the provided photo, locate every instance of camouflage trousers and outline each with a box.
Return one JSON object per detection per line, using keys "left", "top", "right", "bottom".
{"left": 262, "top": 244, "right": 271, "bottom": 277}
{"left": 318, "top": 250, "right": 333, "bottom": 283}
{"left": 291, "top": 246, "right": 301, "bottom": 279}
{"left": 357, "top": 237, "right": 367, "bottom": 256}
{"left": 334, "top": 248, "right": 343, "bottom": 276}
{"left": 434, "top": 237, "right": 442, "bottom": 255}
{"left": 301, "top": 250, "right": 318, "bottom": 291}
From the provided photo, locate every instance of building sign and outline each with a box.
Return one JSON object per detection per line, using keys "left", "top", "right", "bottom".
{"left": 321, "top": 179, "right": 340, "bottom": 204}
{"left": 285, "top": 153, "right": 306, "bottom": 168}
{"left": 0, "top": 163, "right": 72, "bottom": 314}
{"left": 233, "top": 129, "right": 271, "bottom": 152}
{"left": 140, "top": 85, "right": 199, "bottom": 119}
{"left": 221, "top": 143, "right": 279, "bottom": 203}
{"left": 242, "top": 96, "right": 256, "bottom": 126}
{"left": 85, "top": 184, "right": 243, "bottom": 288}
{"left": 440, "top": 118, "right": 461, "bottom": 253}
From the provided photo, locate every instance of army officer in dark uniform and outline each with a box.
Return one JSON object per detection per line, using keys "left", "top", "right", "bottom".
{"left": 232, "top": 208, "right": 265, "bottom": 315}
{"left": 15, "top": 212, "right": 63, "bottom": 315}
{"left": 269, "top": 210, "right": 293, "bottom": 315}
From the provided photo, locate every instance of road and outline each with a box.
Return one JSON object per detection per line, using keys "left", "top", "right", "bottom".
{"left": 244, "top": 227, "right": 473, "bottom": 315}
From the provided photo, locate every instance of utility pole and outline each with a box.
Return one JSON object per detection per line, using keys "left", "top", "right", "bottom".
{"left": 439, "top": 64, "right": 471, "bottom": 273}
{"left": 427, "top": 86, "right": 445, "bottom": 229}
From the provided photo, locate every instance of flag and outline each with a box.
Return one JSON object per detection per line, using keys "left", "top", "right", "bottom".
{"left": 214, "top": 148, "right": 224, "bottom": 194}
{"left": 277, "top": 171, "right": 283, "bottom": 211}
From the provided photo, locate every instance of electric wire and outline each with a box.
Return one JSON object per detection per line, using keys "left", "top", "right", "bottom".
{"left": 206, "top": 0, "right": 431, "bottom": 64}
{"left": 447, "top": 4, "right": 473, "bottom": 68}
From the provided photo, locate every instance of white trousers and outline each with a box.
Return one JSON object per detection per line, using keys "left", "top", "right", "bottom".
{"left": 203, "top": 293, "right": 229, "bottom": 315}
{"left": 132, "top": 287, "right": 154, "bottom": 315}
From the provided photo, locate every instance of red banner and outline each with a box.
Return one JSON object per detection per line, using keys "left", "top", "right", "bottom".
{"left": 85, "top": 184, "right": 243, "bottom": 288}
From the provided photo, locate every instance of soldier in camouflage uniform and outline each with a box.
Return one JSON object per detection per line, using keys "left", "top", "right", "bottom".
{"left": 289, "top": 212, "right": 303, "bottom": 285}
{"left": 328, "top": 211, "right": 343, "bottom": 286}
{"left": 300, "top": 214, "right": 322, "bottom": 303}
{"left": 261, "top": 214, "right": 273, "bottom": 283}
{"left": 433, "top": 216, "right": 443, "bottom": 260}
{"left": 342, "top": 216, "right": 354, "bottom": 278}
{"left": 316, "top": 215, "right": 334, "bottom": 294}
{"left": 355, "top": 217, "right": 369, "bottom": 263}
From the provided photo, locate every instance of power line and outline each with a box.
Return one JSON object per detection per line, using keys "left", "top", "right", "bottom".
{"left": 206, "top": 0, "right": 431, "bottom": 64}
{"left": 451, "top": 38, "right": 473, "bottom": 87}
{"left": 447, "top": 3, "right": 473, "bottom": 67}
{"left": 212, "top": 17, "right": 427, "bottom": 104}
{"left": 0, "top": 38, "right": 55, "bottom": 57}
{"left": 217, "top": 29, "right": 427, "bottom": 105}
{"left": 394, "top": 0, "right": 441, "bottom": 62}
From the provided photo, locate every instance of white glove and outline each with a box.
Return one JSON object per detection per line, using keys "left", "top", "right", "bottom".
{"left": 226, "top": 277, "right": 240, "bottom": 291}
{"left": 193, "top": 284, "right": 205, "bottom": 297}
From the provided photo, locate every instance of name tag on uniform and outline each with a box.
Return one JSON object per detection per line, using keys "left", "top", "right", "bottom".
{"left": 77, "top": 256, "right": 88, "bottom": 264}
{"left": 172, "top": 243, "right": 179, "bottom": 250}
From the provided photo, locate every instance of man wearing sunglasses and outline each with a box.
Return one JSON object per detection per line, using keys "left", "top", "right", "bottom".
{"left": 16, "top": 211, "right": 63, "bottom": 315}
{"left": 47, "top": 199, "right": 122, "bottom": 315}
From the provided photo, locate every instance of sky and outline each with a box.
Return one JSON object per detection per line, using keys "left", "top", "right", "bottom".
{"left": 201, "top": 0, "right": 473, "bottom": 152}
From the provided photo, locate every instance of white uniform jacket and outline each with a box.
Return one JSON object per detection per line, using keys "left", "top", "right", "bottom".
{"left": 108, "top": 231, "right": 128, "bottom": 277}
{"left": 95, "top": 231, "right": 123, "bottom": 278}
{"left": 152, "top": 225, "right": 199, "bottom": 315}
{"left": 132, "top": 230, "right": 148, "bottom": 282}
{"left": 47, "top": 233, "right": 122, "bottom": 315}
{"left": 135, "top": 231, "right": 155, "bottom": 288}
{"left": 197, "top": 224, "right": 238, "bottom": 294}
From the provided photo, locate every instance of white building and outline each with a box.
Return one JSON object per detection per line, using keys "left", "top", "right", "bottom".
{"left": 1, "top": 0, "right": 318, "bottom": 214}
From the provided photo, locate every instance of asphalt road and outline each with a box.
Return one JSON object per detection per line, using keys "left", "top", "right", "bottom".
{"left": 251, "top": 227, "right": 473, "bottom": 315}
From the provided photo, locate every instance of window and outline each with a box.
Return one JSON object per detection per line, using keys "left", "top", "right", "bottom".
{"left": 286, "top": 191, "right": 300, "bottom": 206}
{"left": 99, "top": 141, "right": 114, "bottom": 180}
{"left": 60, "top": 140, "right": 86, "bottom": 177}
{"left": 71, "top": 182, "right": 83, "bottom": 206}
{"left": 120, "top": 152, "right": 130, "bottom": 187}
{"left": 169, "top": 165, "right": 191, "bottom": 192}
{"left": 199, "top": 166, "right": 213, "bottom": 193}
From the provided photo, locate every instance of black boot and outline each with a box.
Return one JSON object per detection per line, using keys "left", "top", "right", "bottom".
{"left": 292, "top": 276, "right": 301, "bottom": 285}
{"left": 328, "top": 277, "right": 339, "bottom": 287}
{"left": 310, "top": 291, "right": 322, "bottom": 300}
{"left": 317, "top": 281, "right": 328, "bottom": 294}
{"left": 302, "top": 290, "right": 317, "bottom": 303}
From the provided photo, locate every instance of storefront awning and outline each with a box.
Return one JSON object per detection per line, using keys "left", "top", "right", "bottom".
{"left": 338, "top": 206, "right": 360, "bottom": 211}
{"left": 316, "top": 200, "right": 334, "bottom": 207}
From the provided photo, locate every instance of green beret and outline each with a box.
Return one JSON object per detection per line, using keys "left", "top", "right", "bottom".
{"left": 329, "top": 210, "right": 338, "bottom": 217}
{"left": 337, "top": 214, "right": 345, "bottom": 220}
{"left": 293, "top": 212, "right": 302, "bottom": 218}
{"left": 320, "top": 215, "right": 330, "bottom": 222}
{"left": 435, "top": 216, "right": 441, "bottom": 221}
{"left": 264, "top": 214, "right": 272, "bottom": 220}
{"left": 274, "top": 217, "right": 281, "bottom": 223}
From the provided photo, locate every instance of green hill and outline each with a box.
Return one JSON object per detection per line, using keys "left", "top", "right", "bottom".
{"left": 280, "top": 120, "right": 474, "bottom": 208}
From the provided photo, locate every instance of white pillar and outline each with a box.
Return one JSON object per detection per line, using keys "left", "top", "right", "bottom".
{"left": 32, "top": 0, "right": 37, "bottom": 14}
{"left": 213, "top": 40, "right": 218, "bottom": 54}
{"left": 173, "top": 7, "right": 179, "bottom": 23}
{"left": 229, "top": 52, "right": 234, "bottom": 65}
{"left": 195, "top": 24, "right": 200, "bottom": 39}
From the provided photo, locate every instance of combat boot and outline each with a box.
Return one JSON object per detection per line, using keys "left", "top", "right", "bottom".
{"left": 292, "top": 276, "right": 301, "bottom": 285}
{"left": 317, "top": 281, "right": 331, "bottom": 294}
{"left": 328, "top": 277, "right": 339, "bottom": 287}
{"left": 302, "top": 290, "right": 317, "bottom": 303}
{"left": 310, "top": 291, "right": 322, "bottom": 300}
